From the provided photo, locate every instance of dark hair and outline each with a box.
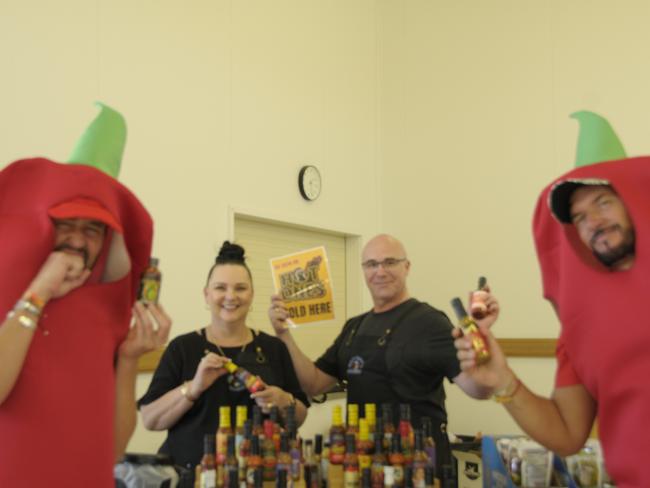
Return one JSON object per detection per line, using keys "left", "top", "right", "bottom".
{"left": 206, "top": 241, "right": 253, "bottom": 284}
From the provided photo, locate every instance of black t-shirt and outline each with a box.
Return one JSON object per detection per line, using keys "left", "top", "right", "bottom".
{"left": 315, "top": 299, "right": 461, "bottom": 427}
{"left": 138, "top": 329, "right": 309, "bottom": 468}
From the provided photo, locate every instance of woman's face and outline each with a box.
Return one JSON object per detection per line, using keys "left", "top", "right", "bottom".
{"left": 204, "top": 264, "right": 254, "bottom": 325}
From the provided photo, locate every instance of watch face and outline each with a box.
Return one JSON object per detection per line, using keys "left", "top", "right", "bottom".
{"left": 299, "top": 165, "right": 321, "bottom": 201}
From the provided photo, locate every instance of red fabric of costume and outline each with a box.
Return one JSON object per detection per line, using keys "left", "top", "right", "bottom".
{"left": 533, "top": 156, "right": 650, "bottom": 488}
{"left": 0, "top": 158, "right": 152, "bottom": 487}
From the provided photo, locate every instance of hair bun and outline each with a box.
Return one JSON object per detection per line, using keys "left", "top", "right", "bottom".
{"left": 216, "top": 240, "right": 246, "bottom": 264}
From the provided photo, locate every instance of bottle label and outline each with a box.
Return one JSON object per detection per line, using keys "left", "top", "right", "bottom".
{"left": 393, "top": 465, "right": 404, "bottom": 486}
{"left": 330, "top": 434, "right": 345, "bottom": 464}
{"left": 413, "top": 466, "right": 426, "bottom": 488}
{"left": 344, "top": 469, "right": 359, "bottom": 488}
{"left": 359, "top": 454, "right": 371, "bottom": 470}
{"left": 383, "top": 466, "right": 395, "bottom": 487}
{"left": 217, "top": 433, "right": 229, "bottom": 464}
{"left": 140, "top": 279, "right": 160, "bottom": 304}
{"left": 200, "top": 469, "right": 216, "bottom": 488}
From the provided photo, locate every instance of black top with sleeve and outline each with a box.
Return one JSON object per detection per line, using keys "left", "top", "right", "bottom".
{"left": 138, "top": 328, "right": 309, "bottom": 469}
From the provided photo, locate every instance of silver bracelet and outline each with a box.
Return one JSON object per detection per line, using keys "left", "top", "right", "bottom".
{"left": 7, "top": 311, "right": 37, "bottom": 330}
{"left": 13, "top": 299, "right": 42, "bottom": 317}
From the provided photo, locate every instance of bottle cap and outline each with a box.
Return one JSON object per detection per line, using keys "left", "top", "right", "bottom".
{"left": 450, "top": 297, "right": 469, "bottom": 320}
{"left": 477, "top": 276, "right": 487, "bottom": 289}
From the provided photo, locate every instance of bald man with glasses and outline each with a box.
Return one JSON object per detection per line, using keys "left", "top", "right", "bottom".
{"left": 269, "top": 234, "right": 494, "bottom": 476}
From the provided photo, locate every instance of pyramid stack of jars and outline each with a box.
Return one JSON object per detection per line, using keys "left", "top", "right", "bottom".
{"left": 196, "top": 402, "right": 440, "bottom": 488}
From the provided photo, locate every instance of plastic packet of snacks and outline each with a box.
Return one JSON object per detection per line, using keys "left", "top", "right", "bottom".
{"left": 565, "top": 439, "right": 604, "bottom": 488}
{"left": 497, "top": 438, "right": 552, "bottom": 487}
{"left": 518, "top": 440, "right": 553, "bottom": 487}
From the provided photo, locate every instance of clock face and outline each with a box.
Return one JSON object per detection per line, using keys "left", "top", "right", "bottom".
{"left": 299, "top": 165, "right": 321, "bottom": 201}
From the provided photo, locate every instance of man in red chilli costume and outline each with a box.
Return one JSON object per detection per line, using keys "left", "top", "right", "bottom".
{"left": 454, "top": 112, "right": 648, "bottom": 487}
{"left": 0, "top": 107, "right": 170, "bottom": 487}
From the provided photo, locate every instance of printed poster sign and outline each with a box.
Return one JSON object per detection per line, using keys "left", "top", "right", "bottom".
{"left": 270, "top": 246, "right": 335, "bottom": 325}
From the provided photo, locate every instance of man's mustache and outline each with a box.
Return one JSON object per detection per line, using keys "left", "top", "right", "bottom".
{"left": 590, "top": 225, "right": 621, "bottom": 247}
{"left": 54, "top": 244, "right": 89, "bottom": 267}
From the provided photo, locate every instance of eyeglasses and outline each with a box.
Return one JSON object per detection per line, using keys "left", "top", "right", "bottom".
{"left": 361, "top": 258, "right": 407, "bottom": 270}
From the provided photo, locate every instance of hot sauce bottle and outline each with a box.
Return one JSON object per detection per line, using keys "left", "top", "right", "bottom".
{"left": 344, "top": 434, "right": 360, "bottom": 488}
{"left": 357, "top": 418, "right": 373, "bottom": 472}
{"left": 362, "top": 467, "right": 372, "bottom": 488}
{"left": 411, "top": 430, "right": 428, "bottom": 488}
{"left": 224, "top": 435, "right": 239, "bottom": 488}
{"left": 200, "top": 434, "right": 217, "bottom": 488}
{"left": 420, "top": 418, "right": 436, "bottom": 470}
{"left": 223, "top": 361, "right": 265, "bottom": 393}
{"left": 276, "top": 432, "right": 292, "bottom": 478}
{"left": 245, "top": 436, "right": 263, "bottom": 488}
{"left": 276, "top": 468, "right": 289, "bottom": 488}
{"left": 424, "top": 467, "right": 437, "bottom": 488}
{"left": 404, "top": 466, "right": 414, "bottom": 488}
{"left": 235, "top": 406, "right": 248, "bottom": 467}
{"left": 470, "top": 276, "right": 489, "bottom": 319}
{"left": 216, "top": 406, "right": 233, "bottom": 486}
{"left": 399, "top": 405, "right": 414, "bottom": 467}
{"left": 389, "top": 434, "right": 405, "bottom": 488}
{"left": 239, "top": 420, "right": 252, "bottom": 484}
{"left": 371, "top": 436, "right": 386, "bottom": 488}
{"left": 450, "top": 297, "right": 490, "bottom": 365}
{"left": 262, "top": 420, "right": 278, "bottom": 481}
{"left": 314, "top": 434, "right": 324, "bottom": 488}
{"left": 270, "top": 406, "right": 282, "bottom": 452}
{"left": 382, "top": 404, "right": 395, "bottom": 452}
{"left": 287, "top": 413, "right": 302, "bottom": 483}
{"left": 321, "top": 440, "right": 331, "bottom": 487}
{"left": 304, "top": 439, "right": 320, "bottom": 488}
{"left": 364, "top": 403, "right": 377, "bottom": 441}
{"left": 252, "top": 406, "right": 264, "bottom": 439}
{"left": 329, "top": 405, "right": 346, "bottom": 465}
{"left": 347, "top": 403, "right": 360, "bottom": 440}
{"left": 139, "top": 257, "right": 162, "bottom": 304}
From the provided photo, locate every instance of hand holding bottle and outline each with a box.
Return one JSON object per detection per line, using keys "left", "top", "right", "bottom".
{"left": 250, "top": 385, "right": 295, "bottom": 413}
{"left": 189, "top": 352, "right": 230, "bottom": 399}
{"left": 452, "top": 324, "right": 514, "bottom": 393}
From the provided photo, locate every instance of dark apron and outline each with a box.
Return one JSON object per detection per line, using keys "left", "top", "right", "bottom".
{"left": 338, "top": 301, "right": 453, "bottom": 472}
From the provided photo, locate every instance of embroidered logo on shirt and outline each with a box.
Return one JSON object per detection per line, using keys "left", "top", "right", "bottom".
{"left": 347, "top": 355, "right": 365, "bottom": 375}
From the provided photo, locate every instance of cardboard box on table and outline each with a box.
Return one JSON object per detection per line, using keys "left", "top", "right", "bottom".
{"left": 452, "top": 437, "right": 483, "bottom": 488}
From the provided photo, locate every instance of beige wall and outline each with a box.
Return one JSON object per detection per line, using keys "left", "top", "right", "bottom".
{"left": 2, "top": 0, "right": 648, "bottom": 452}
{"left": 376, "top": 0, "right": 650, "bottom": 435}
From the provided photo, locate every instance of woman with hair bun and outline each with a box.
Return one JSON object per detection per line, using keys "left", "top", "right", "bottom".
{"left": 138, "top": 241, "right": 309, "bottom": 470}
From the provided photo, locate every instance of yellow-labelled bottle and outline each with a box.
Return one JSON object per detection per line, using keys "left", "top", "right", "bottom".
{"left": 357, "top": 418, "right": 373, "bottom": 471}
{"left": 364, "top": 403, "right": 377, "bottom": 441}
{"left": 139, "top": 257, "right": 162, "bottom": 304}
{"left": 223, "top": 361, "right": 265, "bottom": 393}
{"left": 235, "top": 406, "right": 248, "bottom": 476}
{"left": 450, "top": 297, "right": 490, "bottom": 365}
{"left": 347, "top": 403, "right": 360, "bottom": 439}
{"left": 217, "top": 406, "right": 232, "bottom": 465}
{"left": 329, "top": 405, "right": 346, "bottom": 465}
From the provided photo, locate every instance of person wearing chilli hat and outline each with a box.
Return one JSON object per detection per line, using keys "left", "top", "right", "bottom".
{"left": 0, "top": 103, "right": 171, "bottom": 488}
{"left": 453, "top": 111, "right": 649, "bottom": 487}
